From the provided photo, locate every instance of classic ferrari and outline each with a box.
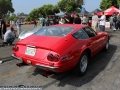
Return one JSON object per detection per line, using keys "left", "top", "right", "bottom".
{"left": 12, "top": 24, "right": 110, "bottom": 76}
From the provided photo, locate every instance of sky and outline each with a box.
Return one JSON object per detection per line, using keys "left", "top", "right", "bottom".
{"left": 12, "top": 0, "right": 102, "bottom": 14}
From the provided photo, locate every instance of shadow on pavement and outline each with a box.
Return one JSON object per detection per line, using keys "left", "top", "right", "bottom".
{"left": 32, "top": 44, "right": 117, "bottom": 88}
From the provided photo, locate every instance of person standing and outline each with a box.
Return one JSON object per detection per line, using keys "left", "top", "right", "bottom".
{"left": 71, "top": 14, "right": 74, "bottom": 24}
{"left": 16, "top": 17, "right": 21, "bottom": 36}
{"left": 1, "top": 18, "right": 7, "bottom": 35}
{"left": 86, "top": 16, "right": 89, "bottom": 25}
{"left": 109, "top": 15, "right": 113, "bottom": 29}
{"left": 92, "top": 12, "right": 98, "bottom": 31}
{"left": 45, "top": 16, "right": 50, "bottom": 26}
{"left": 11, "top": 20, "right": 15, "bottom": 27}
{"left": 116, "top": 13, "right": 120, "bottom": 30}
{"left": 34, "top": 19, "right": 37, "bottom": 27}
{"left": 0, "top": 18, "right": 2, "bottom": 39}
{"left": 39, "top": 16, "right": 45, "bottom": 27}
{"left": 73, "top": 14, "right": 81, "bottom": 24}
{"left": 81, "top": 14, "right": 87, "bottom": 25}
{"left": 99, "top": 12, "right": 106, "bottom": 31}
{"left": 64, "top": 13, "right": 71, "bottom": 24}
{"left": 59, "top": 17, "right": 65, "bottom": 24}
{"left": 10, "top": 20, "right": 15, "bottom": 27}
{"left": 2, "top": 27, "right": 16, "bottom": 46}
{"left": 113, "top": 13, "right": 117, "bottom": 31}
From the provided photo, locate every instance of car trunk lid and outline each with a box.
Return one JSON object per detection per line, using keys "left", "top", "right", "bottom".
{"left": 17, "top": 35, "right": 63, "bottom": 60}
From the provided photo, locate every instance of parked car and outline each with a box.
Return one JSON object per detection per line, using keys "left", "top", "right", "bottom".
{"left": 27, "top": 21, "right": 34, "bottom": 24}
{"left": 12, "top": 24, "right": 110, "bottom": 76}
{"left": 18, "top": 27, "right": 41, "bottom": 40}
{"left": 21, "top": 22, "right": 27, "bottom": 25}
{"left": 6, "top": 24, "right": 10, "bottom": 27}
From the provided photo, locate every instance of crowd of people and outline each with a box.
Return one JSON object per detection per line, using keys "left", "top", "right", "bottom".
{"left": 39, "top": 13, "right": 90, "bottom": 27}
{"left": 38, "top": 12, "right": 107, "bottom": 32}
{"left": 92, "top": 11, "right": 120, "bottom": 32}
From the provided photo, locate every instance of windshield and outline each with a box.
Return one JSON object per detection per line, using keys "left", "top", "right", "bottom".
{"left": 34, "top": 26, "right": 75, "bottom": 37}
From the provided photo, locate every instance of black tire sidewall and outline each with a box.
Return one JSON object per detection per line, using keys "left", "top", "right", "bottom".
{"left": 75, "top": 52, "right": 89, "bottom": 76}
{"left": 103, "top": 40, "right": 109, "bottom": 51}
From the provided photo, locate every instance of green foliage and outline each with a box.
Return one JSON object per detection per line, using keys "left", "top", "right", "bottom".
{"left": 118, "top": 0, "right": 120, "bottom": 5}
{"left": 100, "top": 0, "right": 119, "bottom": 10}
{"left": 7, "top": 13, "right": 17, "bottom": 21}
{"left": 58, "top": 0, "right": 83, "bottom": 13}
{"left": 0, "top": 0, "right": 14, "bottom": 17}
{"left": 26, "top": 4, "right": 60, "bottom": 21}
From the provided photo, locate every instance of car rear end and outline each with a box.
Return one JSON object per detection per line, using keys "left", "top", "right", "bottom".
{"left": 12, "top": 35, "right": 67, "bottom": 72}
{"left": 12, "top": 25, "right": 81, "bottom": 73}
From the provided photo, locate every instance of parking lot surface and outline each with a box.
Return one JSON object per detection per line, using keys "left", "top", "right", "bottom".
{"left": 0, "top": 25, "right": 120, "bottom": 90}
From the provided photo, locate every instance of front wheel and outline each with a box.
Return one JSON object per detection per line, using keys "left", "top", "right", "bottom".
{"left": 75, "top": 52, "right": 89, "bottom": 76}
{"left": 103, "top": 39, "right": 109, "bottom": 51}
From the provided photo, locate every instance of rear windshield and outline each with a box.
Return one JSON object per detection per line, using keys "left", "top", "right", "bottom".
{"left": 34, "top": 26, "right": 75, "bottom": 37}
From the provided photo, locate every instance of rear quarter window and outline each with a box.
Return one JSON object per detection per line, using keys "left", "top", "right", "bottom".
{"left": 72, "top": 29, "right": 89, "bottom": 40}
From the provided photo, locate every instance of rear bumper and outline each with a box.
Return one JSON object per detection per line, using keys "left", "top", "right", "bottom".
{"left": 12, "top": 54, "right": 21, "bottom": 60}
{"left": 12, "top": 54, "right": 23, "bottom": 63}
{"left": 12, "top": 54, "right": 59, "bottom": 71}
{"left": 36, "top": 64, "right": 59, "bottom": 71}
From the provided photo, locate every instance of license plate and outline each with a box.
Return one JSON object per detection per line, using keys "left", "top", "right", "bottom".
{"left": 25, "top": 47, "right": 36, "bottom": 56}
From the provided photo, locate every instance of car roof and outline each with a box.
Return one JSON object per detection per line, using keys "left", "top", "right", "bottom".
{"left": 52, "top": 24, "right": 87, "bottom": 29}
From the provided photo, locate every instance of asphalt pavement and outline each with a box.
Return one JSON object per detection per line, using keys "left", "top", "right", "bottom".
{"left": 0, "top": 25, "right": 120, "bottom": 90}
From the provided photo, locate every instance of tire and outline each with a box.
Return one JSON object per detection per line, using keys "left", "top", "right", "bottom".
{"left": 75, "top": 52, "right": 89, "bottom": 76}
{"left": 103, "top": 39, "right": 109, "bottom": 52}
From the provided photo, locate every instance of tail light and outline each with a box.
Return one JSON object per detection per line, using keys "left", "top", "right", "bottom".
{"left": 54, "top": 54, "right": 60, "bottom": 62}
{"left": 47, "top": 54, "right": 54, "bottom": 61}
{"left": 12, "top": 46, "right": 19, "bottom": 52}
{"left": 47, "top": 54, "right": 60, "bottom": 62}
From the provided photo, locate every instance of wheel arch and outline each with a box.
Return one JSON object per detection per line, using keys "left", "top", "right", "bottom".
{"left": 83, "top": 48, "right": 91, "bottom": 59}
{"left": 79, "top": 47, "right": 91, "bottom": 61}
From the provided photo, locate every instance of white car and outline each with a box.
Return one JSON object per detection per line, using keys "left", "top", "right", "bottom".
{"left": 19, "top": 27, "right": 41, "bottom": 40}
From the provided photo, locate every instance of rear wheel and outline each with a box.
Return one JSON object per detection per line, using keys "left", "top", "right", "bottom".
{"left": 75, "top": 52, "right": 89, "bottom": 76}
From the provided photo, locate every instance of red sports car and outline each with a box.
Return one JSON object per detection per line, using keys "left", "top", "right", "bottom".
{"left": 12, "top": 24, "right": 110, "bottom": 76}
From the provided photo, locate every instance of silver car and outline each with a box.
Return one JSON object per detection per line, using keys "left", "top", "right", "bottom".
{"left": 19, "top": 27, "right": 41, "bottom": 40}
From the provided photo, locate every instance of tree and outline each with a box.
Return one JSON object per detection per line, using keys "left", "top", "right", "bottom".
{"left": 0, "top": 0, "right": 14, "bottom": 17}
{"left": 8, "top": 15, "right": 17, "bottom": 21}
{"left": 57, "top": 0, "right": 84, "bottom": 13}
{"left": 118, "top": 0, "right": 120, "bottom": 5}
{"left": 11, "top": 13, "right": 16, "bottom": 16}
{"left": 7, "top": 13, "right": 18, "bottom": 21}
{"left": 100, "top": 0, "right": 119, "bottom": 10}
{"left": 26, "top": 4, "right": 60, "bottom": 21}
{"left": 39, "top": 4, "right": 60, "bottom": 16}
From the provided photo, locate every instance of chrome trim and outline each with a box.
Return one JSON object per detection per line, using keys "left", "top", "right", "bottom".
{"left": 11, "top": 54, "right": 21, "bottom": 60}
{"left": 36, "top": 64, "right": 59, "bottom": 71}
{"left": 12, "top": 54, "right": 23, "bottom": 63}
{"left": 26, "top": 45, "right": 36, "bottom": 48}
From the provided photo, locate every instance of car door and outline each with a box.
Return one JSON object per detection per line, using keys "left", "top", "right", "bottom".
{"left": 82, "top": 27, "right": 103, "bottom": 56}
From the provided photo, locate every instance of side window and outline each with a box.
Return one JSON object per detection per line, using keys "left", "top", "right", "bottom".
{"left": 83, "top": 27, "right": 97, "bottom": 38}
{"left": 72, "top": 29, "right": 89, "bottom": 40}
